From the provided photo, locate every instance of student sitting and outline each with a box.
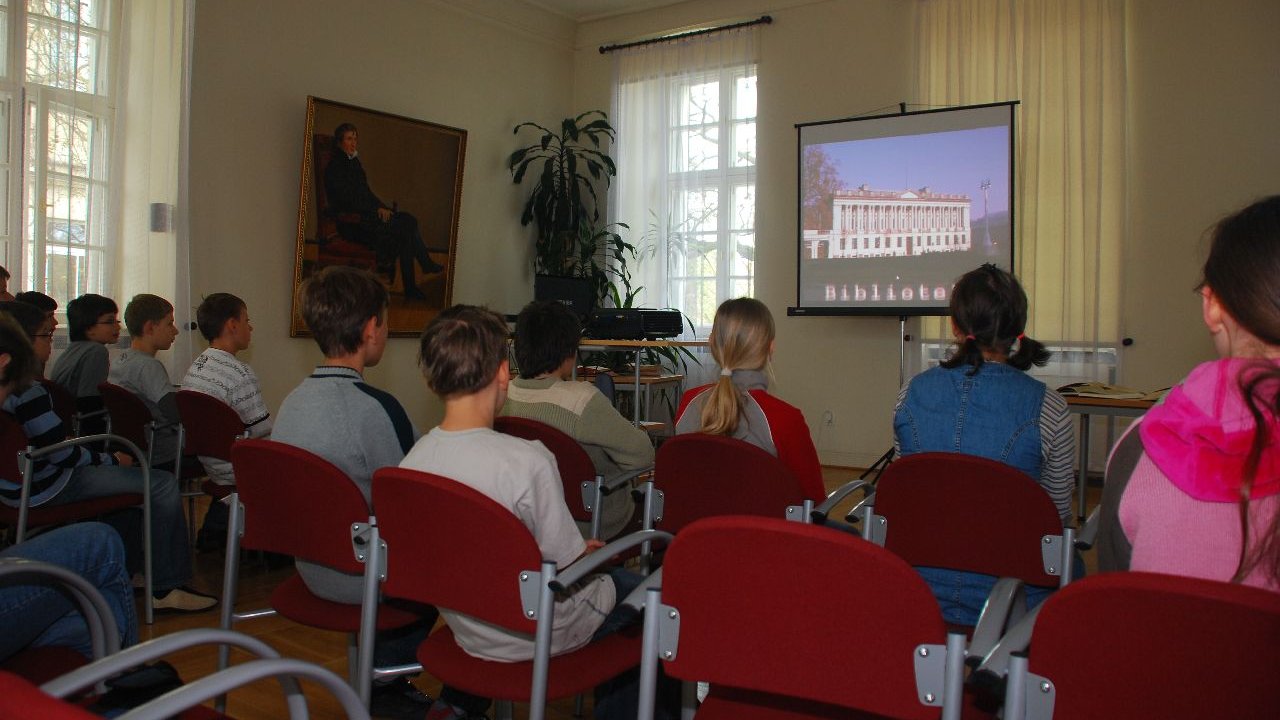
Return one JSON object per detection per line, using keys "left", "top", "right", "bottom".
{"left": 674, "top": 298, "right": 826, "bottom": 502}
{"left": 181, "top": 293, "right": 272, "bottom": 552}
{"left": 272, "top": 266, "right": 435, "bottom": 719}
{"left": 0, "top": 305, "right": 212, "bottom": 613}
{"left": 107, "top": 294, "right": 182, "bottom": 469}
{"left": 408, "top": 305, "right": 661, "bottom": 720}
{"left": 48, "top": 293, "right": 119, "bottom": 427}
{"left": 1098, "top": 196, "right": 1280, "bottom": 591}
{"left": 892, "top": 264, "right": 1075, "bottom": 625}
{"left": 501, "top": 300, "right": 652, "bottom": 540}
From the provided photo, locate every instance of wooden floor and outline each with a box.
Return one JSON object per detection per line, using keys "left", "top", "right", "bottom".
{"left": 142, "top": 468, "right": 1104, "bottom": 719}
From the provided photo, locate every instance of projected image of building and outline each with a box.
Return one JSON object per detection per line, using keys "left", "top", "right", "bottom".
{"left": 803, "top": 185, "right": 972, "bottom": 259}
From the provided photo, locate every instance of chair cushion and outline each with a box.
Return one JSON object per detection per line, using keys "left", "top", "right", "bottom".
{"left": 269, "top": 574, "right": 424, "bottom": 633}
{"left": 0, "top": 646, "right": 88, "bottom": 685}
{"left": 416, "top": 624, "right": 641, "bottom": 702}
{"left": 0, "top": 495, "right": 144, "bottom": 528}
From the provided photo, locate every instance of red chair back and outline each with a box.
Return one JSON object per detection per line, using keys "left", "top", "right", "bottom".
{"left": 1025, "top": 571, "right": 1280, "bottom": 718}
{"left": 494, "top": 416, "right": 595, "bottom": 523}
{"left": 661, "top": 516, "right": 947, "bottom": 719}
{"left": 96, "top": 382, "right": 152, "bottom": 453}
{"left": 373, "top": 467, "right": 542, "bottom": 634}
{"left": 654, "top": 434, "right": 804, "bottom": 534}
{"left": 175, "top": 390, "right": 243, "bottom": 461}
{"left": 0, "top": 672, "right": 99, "bottom": 720}
{"left": 876, "top": 452, "right": 1063, "bottom": 586}
{"left": 38, "top": 380, "right": 76, "bottom": 432}
{"left": 229, "top": 439, "right": 371, "bottom": 573}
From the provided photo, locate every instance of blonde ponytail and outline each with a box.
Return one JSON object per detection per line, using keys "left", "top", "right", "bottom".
{"left": 699, "top": 298, "right": 775, "bottom": 436}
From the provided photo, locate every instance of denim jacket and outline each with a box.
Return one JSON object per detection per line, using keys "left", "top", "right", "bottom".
{"left": 894, "top": 362, "right": 1047, "bottom": 480}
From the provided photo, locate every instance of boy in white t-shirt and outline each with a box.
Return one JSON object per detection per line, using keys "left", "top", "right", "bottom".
{"left": 181, "top": 293, "right": 272, "bottom": 551}
{"left": 407, "top": 305, "right": 655, "bottom": 720}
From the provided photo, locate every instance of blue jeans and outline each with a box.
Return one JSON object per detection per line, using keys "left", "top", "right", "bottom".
{"left": 0, "top": 522, "right": 138, "bottom": 660}
{"left": 49, "top": 464, "right": 190, "bottom": 593}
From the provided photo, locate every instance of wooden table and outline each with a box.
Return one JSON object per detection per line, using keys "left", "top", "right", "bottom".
{"left": 1065, "top": 396, "right": 1154, "bottom": 520}
{"left": 575, "top": 339, "right": 708, "bottom": 424}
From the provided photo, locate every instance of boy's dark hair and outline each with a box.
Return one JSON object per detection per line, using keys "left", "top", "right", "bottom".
{"left": 15, "top": 291, "right": 57, "bottom": 315}
{"left": 123, "top": 294, "right": 174, "bottom": 337}
{"left": 0, "top": 313, "right": 36, "bottom": 389}
{"left": 0, "top": 301, "right": 46, "bottom": 339}
{"left": 196, "top": 293, "right": 247, "bottom": 342}
{"left": 299, "top": 266, "right": 388, "bottom": 357}
{"left": 418, "top": 305, "right": 509, "bottom": 397}
{"left": 66, "top": 294, "right": 118, "bottom": 341}
{"left": 514, "top": 300, "right": 581, "bottom": 379}
{"left": 0, "top": 265, "right": 9, "bottom": 280}
{"left": 942, "top": 264, "right": 1051, "bottom": 374}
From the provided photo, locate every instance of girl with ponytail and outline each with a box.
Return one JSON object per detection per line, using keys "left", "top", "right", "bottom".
{"left": 1099, "top": 196, "right": 1280, "bottom": 591}
{"left": 674, "top": 298, "right": 825, "bottom": 501}
{"left": 893, "top": 264, "right": 1076, "bottom": 625}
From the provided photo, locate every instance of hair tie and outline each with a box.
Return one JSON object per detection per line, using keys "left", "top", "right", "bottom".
{"left": 1017, "top": 333, "right": 1026, "bottom": 341}
{"left": 720, "top": 368, "right": 733, "bottom": 377}
{"left": 965, "top": 334, "right": 976, "bottom": 341}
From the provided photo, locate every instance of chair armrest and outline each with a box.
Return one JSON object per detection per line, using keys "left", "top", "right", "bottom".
{"left": 967, "top": 577, "right": 1026, "bottom": 663}
{"left": 844, "top": 490, "right": 877, "bottom": 523}
{"left": 26, "top": 433, "right": 148, "bottom": 467}
{"left": 41, "top": 628, "right": 284, "bottom": 699}
{"left": 549, "top": 529, "right": 674, "bottom": 592}
{"left": 1074, "top": 506, "right": 1101, "bottom": 549}
{"left": 972, "top": 602, "right": 1043, "bottom": 680}
{"left": 120, "top": 658, "right": 368, "bottom": 720}
{"left": 811, "top": 479, "right": 871, "bottom": 523}
{"left": 601, "top": 465, "right": 652, "bottom": 495}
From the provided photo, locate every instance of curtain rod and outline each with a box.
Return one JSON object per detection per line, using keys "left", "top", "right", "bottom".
{"left": 599, "top": 15, "right": 772, "bottom": 54}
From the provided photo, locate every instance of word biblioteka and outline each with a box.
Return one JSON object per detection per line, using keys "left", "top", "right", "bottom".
{"left": 824, "top": 282, "right": 950, "bottom": 303}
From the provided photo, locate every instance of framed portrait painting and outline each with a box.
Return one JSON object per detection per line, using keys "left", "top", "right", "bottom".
{"left": 291, "top": 96, "right": 466, "bottom": 337}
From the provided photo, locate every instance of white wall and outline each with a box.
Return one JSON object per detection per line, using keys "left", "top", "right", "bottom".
{"left": 189, "top": 0, "right": 575, "bottom": 428}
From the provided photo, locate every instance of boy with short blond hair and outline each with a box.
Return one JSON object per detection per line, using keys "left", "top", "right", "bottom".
{"left": 108, "top": 293, "right": 181, "bottom": 467}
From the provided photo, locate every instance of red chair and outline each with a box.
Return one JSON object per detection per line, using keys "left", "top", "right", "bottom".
{"left": 0, "top": 412, "right": 154, "bottom": 623}
{"left": 174, "top": 390, "right": 247, "bottom": 541}
{"left": 371, "top": 467, "right": 671, "bottom": 720}
{"left": 637, "top": 516, "right": 970, "bottom": 720}
{"left": 644, "top": 434, "right": 810, "bottom": 536}
{"left": 494, "top": 416, "right": 646, "bottom": 540}
{"left": 1003, "top": 572, "right": 1280, "bottom": 720}
{"left": 857, "top": 452, "right": 1086, "bottom": 649}
{"left": 221, "top": 439, "right": 425, "bottom": 708}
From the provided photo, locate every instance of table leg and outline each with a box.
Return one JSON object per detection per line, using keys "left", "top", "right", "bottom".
{"left": 1077, "top": 413, "right": 1092, "bottom": 522}
{"left": 633, "top": 350, "right": 642, "bottom": 425}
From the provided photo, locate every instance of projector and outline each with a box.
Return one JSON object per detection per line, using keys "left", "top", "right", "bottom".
{"left": 639, "top": 309, "right": 684, "bottom": 339}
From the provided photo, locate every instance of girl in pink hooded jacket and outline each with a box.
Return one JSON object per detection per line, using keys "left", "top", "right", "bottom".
{"left": 1098, "top": 196, "right": 1280, "bottom": 592}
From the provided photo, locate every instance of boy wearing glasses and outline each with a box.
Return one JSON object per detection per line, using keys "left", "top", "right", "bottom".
{"left": 49, "top": 293, "right": 120, "bottom": 423}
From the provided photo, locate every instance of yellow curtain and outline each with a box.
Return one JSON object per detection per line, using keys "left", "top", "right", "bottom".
{"left": 914, "top": 0, "right": 1125, "bottom": 349}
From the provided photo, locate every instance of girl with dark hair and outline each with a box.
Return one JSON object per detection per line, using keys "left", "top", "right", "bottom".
{"left": 893, "top": 264, "right": 1075, "bottom": 625}
{"left": 1098, "top": 196, "right": 1280, "bottom": 591}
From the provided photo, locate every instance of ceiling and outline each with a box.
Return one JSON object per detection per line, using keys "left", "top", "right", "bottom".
{"left": 524, "top": 0, "right": 690, "bottom": 22}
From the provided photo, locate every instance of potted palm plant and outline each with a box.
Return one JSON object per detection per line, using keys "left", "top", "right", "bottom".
{"left": 508, "top": 110, "right": 634, "bottom": 306}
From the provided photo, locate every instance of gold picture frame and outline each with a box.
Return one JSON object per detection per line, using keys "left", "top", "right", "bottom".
{"left": 291, "top": 96, "right": 466, "bottom": 337}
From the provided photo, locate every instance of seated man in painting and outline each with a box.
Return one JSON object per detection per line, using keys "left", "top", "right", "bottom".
{"left": 324, "top": 122, "right": 444, "bottom": 301}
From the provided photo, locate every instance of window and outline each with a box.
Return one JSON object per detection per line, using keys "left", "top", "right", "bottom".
{"left": 612, "top": 28, "right": 759, "bottom": 335}
{"left": 0, "top": 0, "right": 116, "bottom": 299}
{"left": 666, "top": 68, "right": 756, "bottom": 329}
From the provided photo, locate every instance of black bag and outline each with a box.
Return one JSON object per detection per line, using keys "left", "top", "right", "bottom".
{"left": 89, "top": 660, "right": 184, "bottom": 714}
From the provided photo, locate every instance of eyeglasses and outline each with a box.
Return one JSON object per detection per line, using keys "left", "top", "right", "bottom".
{"left": 35, "top": 333, "right": 54, "bottom": 339}
{"left": 96, "top": 318, "right": 121, "bottom": 325}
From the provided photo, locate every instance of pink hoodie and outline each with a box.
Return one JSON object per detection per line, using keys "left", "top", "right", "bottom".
{"left": 1119, "top": 358, "right": 1280, "bottom": 591}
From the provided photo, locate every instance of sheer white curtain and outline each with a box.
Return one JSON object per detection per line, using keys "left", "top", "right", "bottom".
{"left": 914, "top": 0, "right": 1126, "bottom": 385}
{"left": 610, "top": 26, "right": 759, "bottom": 337}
